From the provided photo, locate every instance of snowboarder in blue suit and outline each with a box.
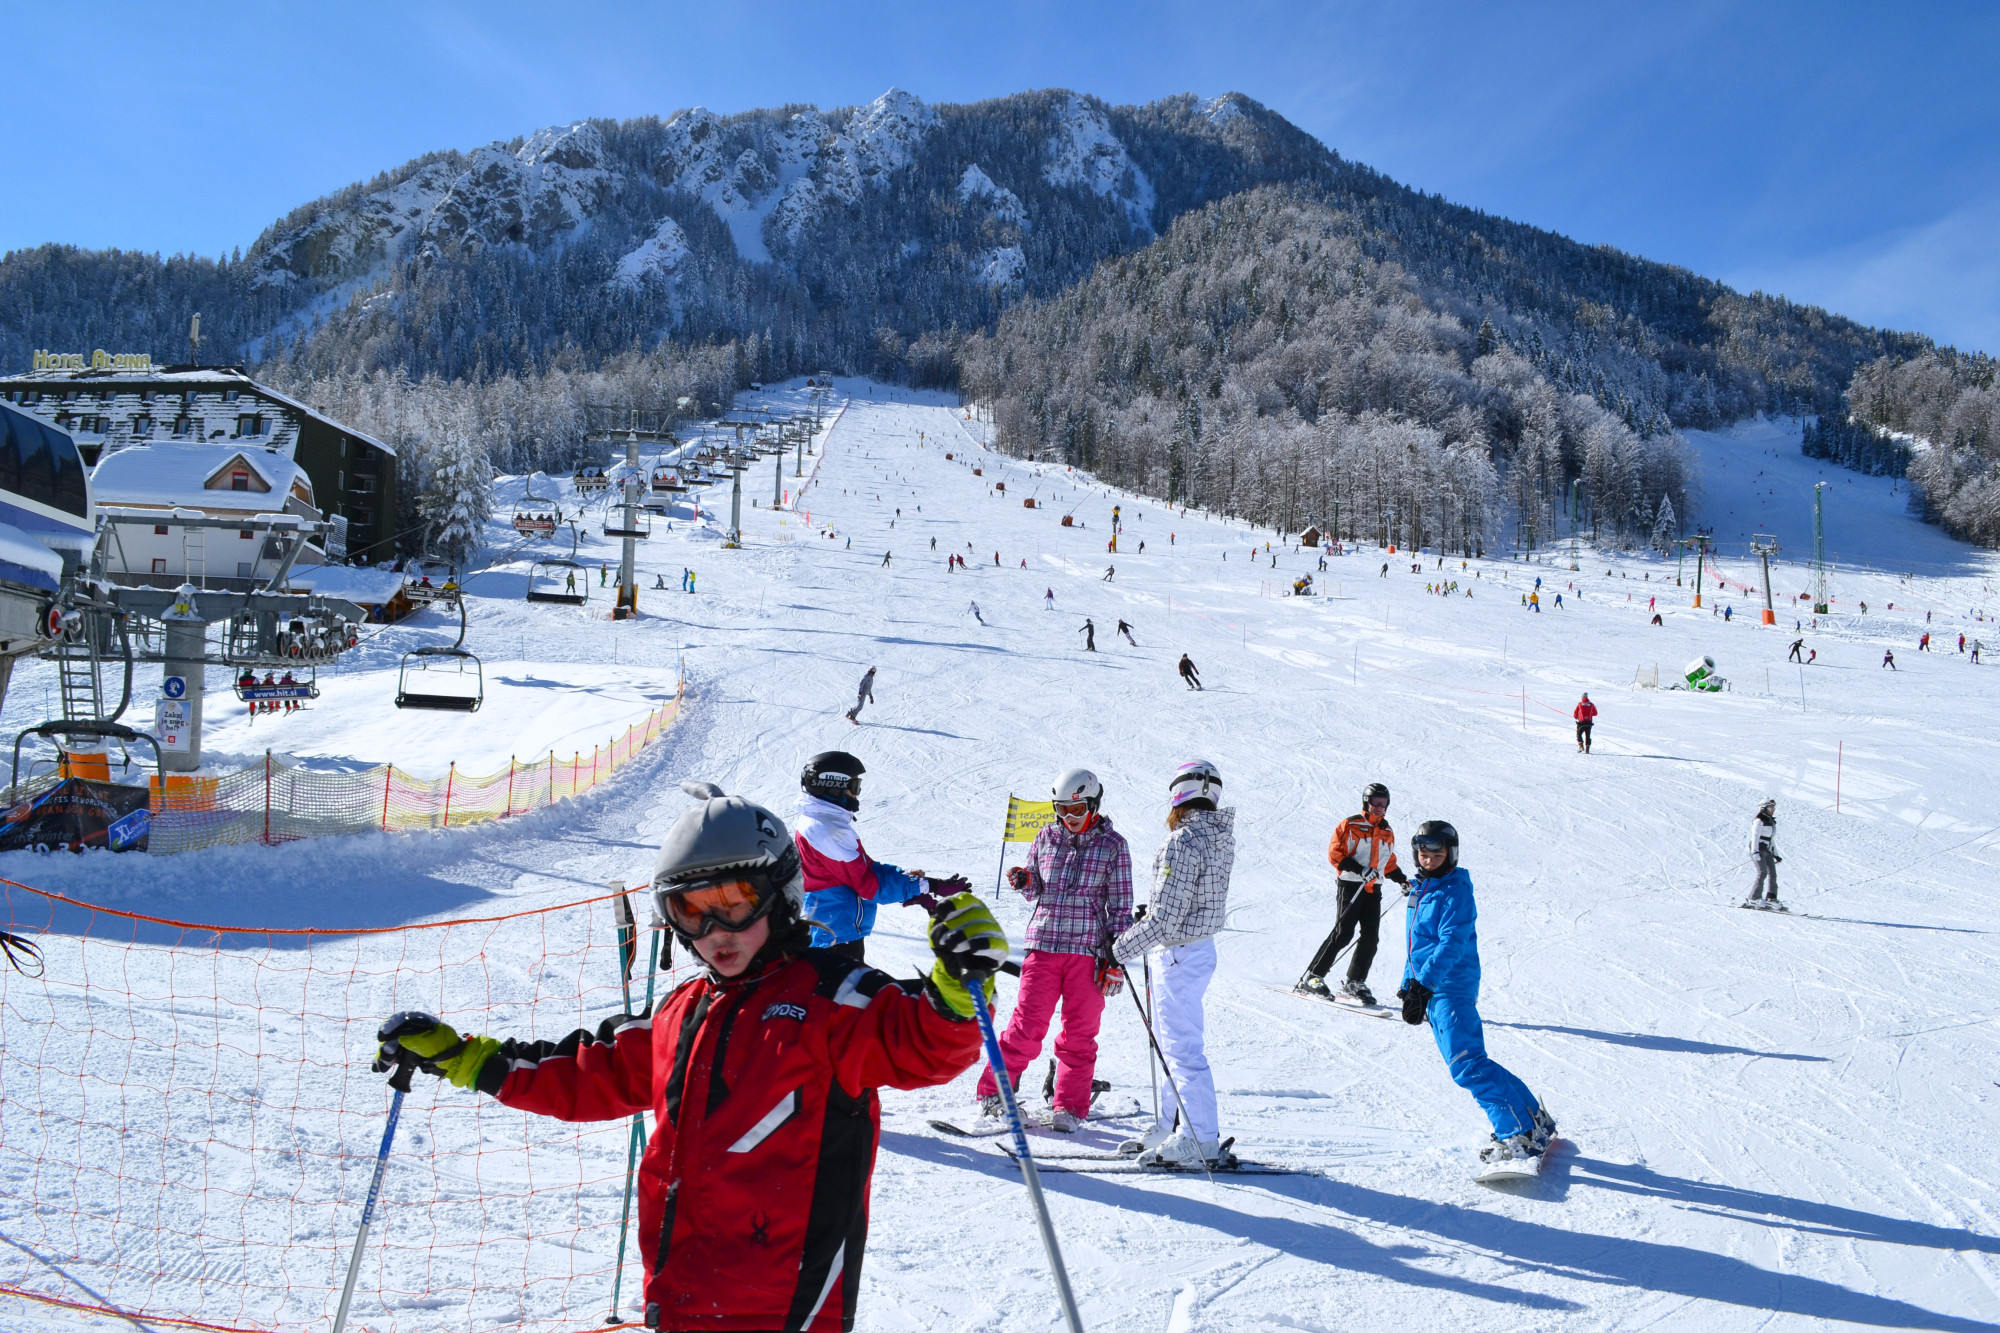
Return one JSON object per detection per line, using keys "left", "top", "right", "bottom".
{"left": 1398, "top": 819, "right": 1556, "bottom": 1169}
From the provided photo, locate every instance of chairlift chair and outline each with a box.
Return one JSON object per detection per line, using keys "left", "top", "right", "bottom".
{"left": 234, "top": 666, "right": 319, "bottom": 716}
{"left": 394, "top": 598, "right": 484, "bottom": 712}
{"left": 527, "top": 556, "right": 590, "bottom": 606}
{"left": 574, "top": 467, "right": 611, "bottom": 496}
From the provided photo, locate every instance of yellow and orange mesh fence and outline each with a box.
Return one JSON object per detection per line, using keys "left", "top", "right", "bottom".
{"left": 0, "top": 877, "right": 690, "bottom": 1332}
{"left": 147, "top": 682, "right": 684, "bottom": 854}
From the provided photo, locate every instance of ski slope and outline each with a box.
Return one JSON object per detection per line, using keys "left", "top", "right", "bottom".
{"left": 4, "top": 382, "right": 1999, "bottom": 1331}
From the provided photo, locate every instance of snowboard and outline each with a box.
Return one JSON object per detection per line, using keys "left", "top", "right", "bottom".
{"left": 1475, "top": 1136, "right": 1562, "bottom": 1184}
{"left": 1738, "top": 899, "right": 1792, "bottom": 914}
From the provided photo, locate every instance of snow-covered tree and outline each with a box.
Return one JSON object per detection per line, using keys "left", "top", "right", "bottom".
{"left": 1652, "top": 494, "right": 1677, "bottom": 554}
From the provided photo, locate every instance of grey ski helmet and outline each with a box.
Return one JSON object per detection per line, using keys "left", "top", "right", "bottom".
{"left": 652, "top": 781, "right": 803, "bottom": 938}
{"left": 1362, "top": 782, "right": 1391, "bottom": 809}
{"left": 802, "top": 751, "right": 865, "bottom": 812}
{"left": 1410, "top": 819, "right": 1459, "bottom": 875}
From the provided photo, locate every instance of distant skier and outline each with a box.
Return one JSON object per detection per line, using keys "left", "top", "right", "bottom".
{"left": 1045, "top": 588, "right": 1056, "bottom": 611}
{"left": 1746, "top": 798, "right": 1782, "bottom": 910}
{"left": 1380, "top": 563, "right": 1389, "bottom": 577}
{"left": 981, "top": 768, "right": 1133, "bottom": 1132}
{"left": 1113, "top": 762, "right": 1234, "bottom": 1168}
{"left": 1177, "top": 654, "right": 1202, "bottom": 690}
{"left": 1788, "top": 638, "right": 1803, "bottom": 662}
{"left": 970, "top": 600, "right": 985, "bottom": 625}
{"left": 1080, "top": 619, "right": 1097, "bottom": 652}
{"left": 1296, "top": 783, "right": 1407, "bottom": 1006}
{"left": 881, "top": 551, "right": 892, "bottom": 567}
{"left": 796, "top": 751, "right": 966, "bottom": 961}
{"left": 1103, "top": 565, "right": 1115, "bottom": 581}
{"left": 1650, "top": 613, "right": 1664, "bottom": 626}
{"left": 1882, "top": 649, "right": 1896, "bottom": 670}
{"left": 844, "top": 666, "right": 877, "bottom": 723}
{"left": 1116, "top": 619, "right": 1136, "bottom": 646}
{"left": 1398, "top": 821, "right": 1556, "bottom": 1172}
{"left": 1573, "top": 694, "right": 1597, "bottom": 753}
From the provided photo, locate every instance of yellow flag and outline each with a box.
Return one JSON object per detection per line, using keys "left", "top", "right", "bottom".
{"left": 1002, "top": 796, "right": 1056, "bottom": 844}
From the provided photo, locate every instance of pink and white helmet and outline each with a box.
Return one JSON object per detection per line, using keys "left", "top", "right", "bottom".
{"left": 1169, "top": 761, "right": 1222, "bottom": 810}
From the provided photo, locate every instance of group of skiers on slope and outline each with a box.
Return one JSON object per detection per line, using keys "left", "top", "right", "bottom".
{"left": 366, "top": 752, "right": 1239, "bottom": 1330}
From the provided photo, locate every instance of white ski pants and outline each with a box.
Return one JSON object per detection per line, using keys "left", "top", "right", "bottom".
{"left": 1151, "top": 938, "right": 1219, "bottom": 1143}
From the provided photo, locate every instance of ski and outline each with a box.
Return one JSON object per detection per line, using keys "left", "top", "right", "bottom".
{"left": 928, "top": 1118, "right": 1010, "bottom": 1138}
{"left": 1265, "top": 983, "right": 1398, "bottom": 1018}
{"left": 999, "top": 1142, "right": 1314, "bottom": 1176}
{"left": 1738, "top": 900, "right": 1792, "bottom": 914}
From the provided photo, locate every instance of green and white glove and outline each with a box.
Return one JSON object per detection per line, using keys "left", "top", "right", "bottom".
{"left": 927, "top": 893, "right": 1009, "bottom": 1018}
{"left": 373, "top": 1011, "right": 502, "bottom": 1090}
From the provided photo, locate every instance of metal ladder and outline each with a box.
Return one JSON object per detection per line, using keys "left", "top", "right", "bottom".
{"left": 182, "top": 523, "right": 206, "bottom": 588}
{"left": 55, "top": 636, "right": 104, "bottom": 724}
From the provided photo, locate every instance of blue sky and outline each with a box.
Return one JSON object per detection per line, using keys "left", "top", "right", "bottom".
{"left": 5, "top": 1, "right": 1994, "bottom": 354}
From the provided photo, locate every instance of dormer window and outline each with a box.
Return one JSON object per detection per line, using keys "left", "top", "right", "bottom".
{"left": 172, "top": 415, "right": 192, "bottom": 437}
{"left": 132, "top": 415, "right": 153, "bottom": 436}
{"left": 237, "top": 414, "right": 265, "bottom": 438}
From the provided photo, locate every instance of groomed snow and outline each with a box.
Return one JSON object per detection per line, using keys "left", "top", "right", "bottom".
{"left": 3, "top": 383, "right": 1997, "bottom": 1331}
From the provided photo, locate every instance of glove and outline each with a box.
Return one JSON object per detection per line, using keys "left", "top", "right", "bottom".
{"left": 1006, "top": 865, "right": 1031, "bottom": 890}
{"left": 927, "top": 893, "right": 1009, "bottom": 1018}
{"left": 1397, "top": 980, "right": 1432, "bottom": 1026}
{"left": 1385, "top": 868, "right": 1409, "bottom": 888}
{"left": 1360, "top": 868, "right": 1381, "bottom": 893}
{"left": 373, "top": 1011, "right": 502, "bottom": 1090}
{"left": 1772, "top": 853, "right": 1783, "bottom": 864}
{"left": 1132, "top": 903, "right": 1147, "bottom": 920}
{"left": 1095, "top": 959, "right": 1126, "bottom": 997}
{"left": 929, "top": 873, "right": 973, "bottom": 897}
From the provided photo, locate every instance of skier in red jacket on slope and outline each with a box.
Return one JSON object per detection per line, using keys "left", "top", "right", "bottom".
{"left": 1573, "top": 694, "right": 1597, "bottom": 753}
{"left": 373, "top": 781, "right": 1006, "bottom": 1333}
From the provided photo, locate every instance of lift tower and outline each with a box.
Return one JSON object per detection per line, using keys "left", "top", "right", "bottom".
{"left": 585, "top": 406, "right": 676, "bottom": 618}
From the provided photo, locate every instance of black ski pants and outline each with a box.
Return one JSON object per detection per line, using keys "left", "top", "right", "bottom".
{"left": 1308, "top": 881, "right": 1379, "bottom": 982}
{"left": 1576, "top": 720, "right": 1593, "bottom": 751}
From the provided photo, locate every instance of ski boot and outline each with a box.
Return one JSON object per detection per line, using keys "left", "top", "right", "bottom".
{"left": 1294, "top": 972, "right": 1333, "bottom": 1000}
{"left": 1138, "top": 1132, "right": 1224, "bottom": 1171}
{"left": 1339, "top": 978, "right": 1377, "bottom": 1006}
{"left": 978, "top": 1094, "right": 1006, "bottom": 1120}
{"left": 1119, "top": 1122, "right": 1174, "bottom": 1157}
{"left": 1048, "top": 1109, "right": 1081, "bottom": 1133}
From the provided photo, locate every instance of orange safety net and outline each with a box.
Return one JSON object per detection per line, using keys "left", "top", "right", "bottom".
{"left": 149, "top": 684, "right": 683, "bottom": 854}
{"left": 0, "top": 877, "right": 687, "bottom": 1332}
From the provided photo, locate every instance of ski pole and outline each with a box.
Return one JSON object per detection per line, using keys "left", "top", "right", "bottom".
{"left": 1142, "top": 956, "right": 1158, "bottom": 1123}
{"left": 605, "top": 891, "right": 660, "bottom": 1325}
{"left": 332, "top": 1038, "right": 422, "bottom": 1333}
{"left": 967, "top": 982, "right": 1086, "bottom": 1333}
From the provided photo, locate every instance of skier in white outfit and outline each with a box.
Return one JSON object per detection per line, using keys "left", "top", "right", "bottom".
{"left": 1112, "top": 760, "right": 1235, "bottom": 1168}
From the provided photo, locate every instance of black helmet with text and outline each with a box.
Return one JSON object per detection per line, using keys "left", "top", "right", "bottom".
{"left": 802, "top": 751, "right": 866, "bottom": 812}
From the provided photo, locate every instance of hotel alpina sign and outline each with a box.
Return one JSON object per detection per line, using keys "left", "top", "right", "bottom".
{"left": 32, "top": 349, "right": 154, "bottom": 371}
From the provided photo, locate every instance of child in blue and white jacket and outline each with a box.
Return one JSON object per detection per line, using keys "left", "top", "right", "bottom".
{"left": 1398, "top": 819, "right": 1556, "bottom": 1166}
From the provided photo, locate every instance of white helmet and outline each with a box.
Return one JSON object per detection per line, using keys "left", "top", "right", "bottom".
{"left": 1169, "top": 760, "right": 1223, "bottom": 810}
{"left": 1052, "top": 767, "right": 1103, "bottom": 813}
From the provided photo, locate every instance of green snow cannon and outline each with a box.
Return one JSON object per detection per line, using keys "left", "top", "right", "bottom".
{"left": 1684, "top": 655, "right": 1725, "bottom": 693}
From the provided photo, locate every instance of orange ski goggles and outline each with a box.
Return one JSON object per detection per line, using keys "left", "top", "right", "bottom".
{"left": 658, "top": 878, "right": 774, "bottom": 939}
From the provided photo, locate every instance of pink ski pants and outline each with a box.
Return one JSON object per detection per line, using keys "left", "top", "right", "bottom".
{"left": 974, "top": 950, "right": 1105, "bottom": 1114}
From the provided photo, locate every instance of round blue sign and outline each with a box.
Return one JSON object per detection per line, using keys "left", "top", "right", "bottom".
{"left": 162, "top": 675, "right": 187, "bottom": 699}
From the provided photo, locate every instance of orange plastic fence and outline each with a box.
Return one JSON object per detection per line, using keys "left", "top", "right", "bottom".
{"left": 149, "top": 683, "right": 684, "bottom": 854}
{"left": 0, "top": 877, "right": 688, "bottom": 1333}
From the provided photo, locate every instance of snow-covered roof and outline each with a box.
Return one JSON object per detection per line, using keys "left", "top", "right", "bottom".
{"left": 91, "top": 443, "right": 312, "bottom": 514}
{"left": 3, "top": 367, "right": 396, "bottom": 458}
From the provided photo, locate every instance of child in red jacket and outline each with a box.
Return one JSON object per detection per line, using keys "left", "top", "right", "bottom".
{"left": 376, "top": 782, "right": 1007, "bottom": 1333}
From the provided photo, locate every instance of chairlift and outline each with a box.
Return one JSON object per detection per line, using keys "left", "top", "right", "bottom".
{"left": 402, "top": 573, "right": 461, "bottom": 609}
{"left": 651, "top": 463, "right": 689, "bottom": 494}
{"left": 527, "top": 526, "right": 590, "bottom": 606}
{"left": 603, "top": 506, "right": 653, "bottom": 540}
{"left": 574, "top": 466, "right": 611, "bottom": 495}
{"left": 395, "top": 597, "right": 484, "bottom": 712}
{"left": 234, "top": 665, "right": 319, "bottom": 716}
